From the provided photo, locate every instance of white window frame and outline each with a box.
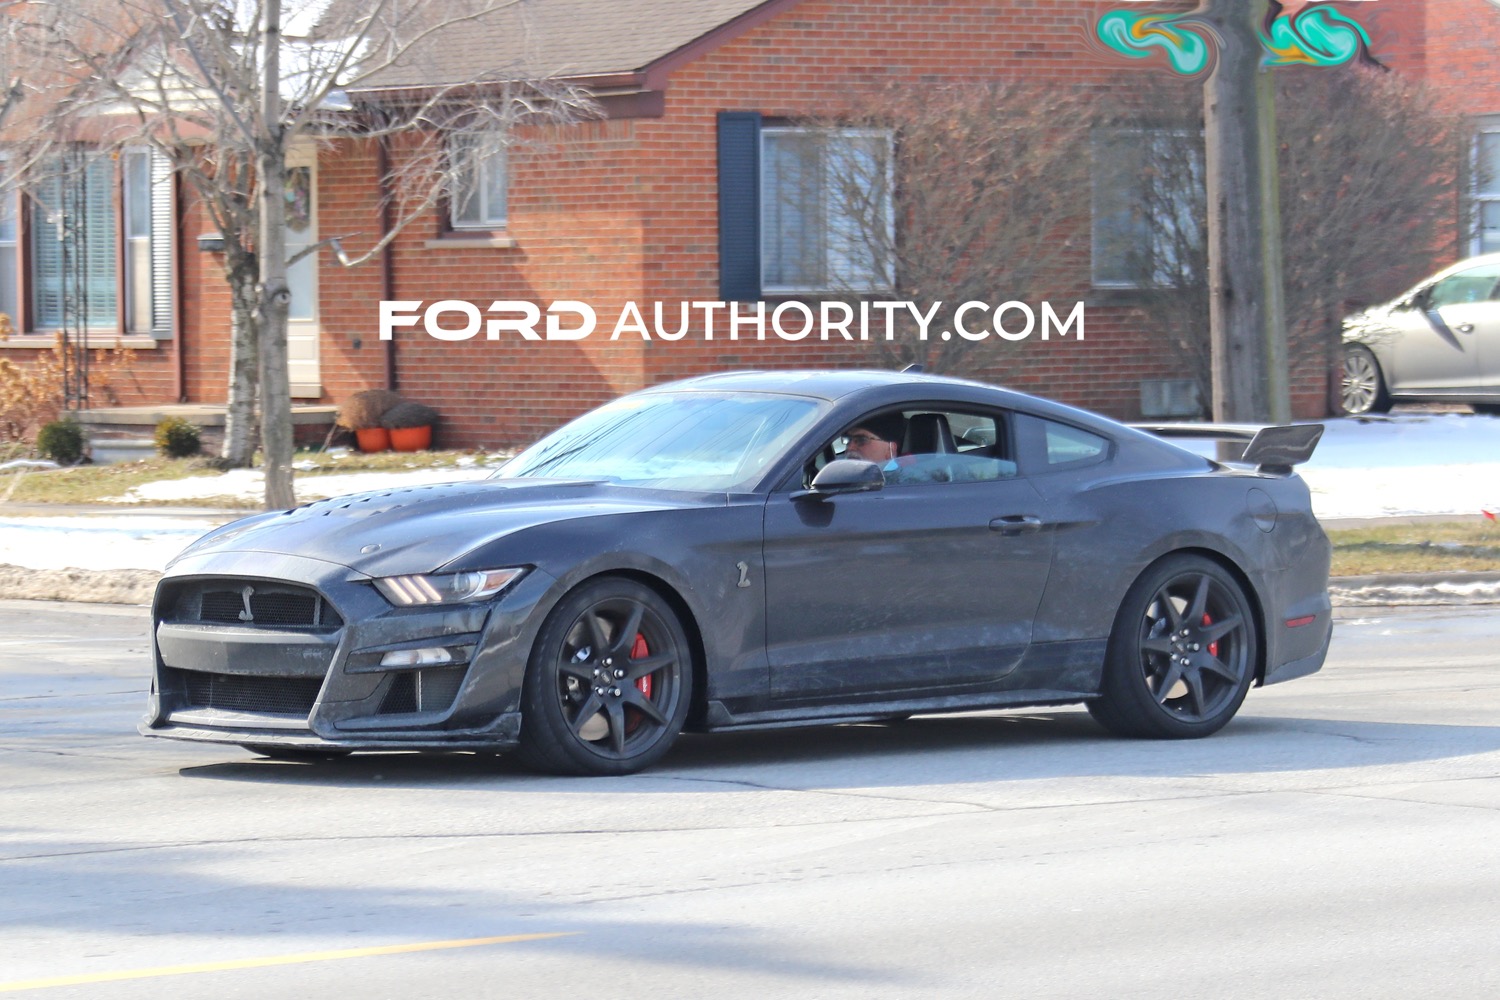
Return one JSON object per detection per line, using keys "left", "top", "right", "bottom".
{"left": 760, "top": 126, "right": 894, "bottom": 295}
{"left": 1471, "top": 119, "right": 1500, "bottom": 256}
{"left": 449, "top": 132, "right": 509, "bottom": 230}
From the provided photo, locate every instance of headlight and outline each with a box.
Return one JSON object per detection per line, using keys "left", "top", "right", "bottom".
{"left": 374, "top": 567, "right": 527, "bottom": 606}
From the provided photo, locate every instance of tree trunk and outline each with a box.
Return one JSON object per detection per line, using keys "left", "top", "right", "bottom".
{"left": 256, "top": 0, "right": 295, "bottom": 510}
{"left": 1200, "top": 0, "right": 1291, "bottom": 425}
{"left": 221, "top": 250, "right": 259, "bottom": 468}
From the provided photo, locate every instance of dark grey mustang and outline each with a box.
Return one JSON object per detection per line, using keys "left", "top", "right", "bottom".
{"left": 142, "top": 370, "right": 1331, "bottom": 775}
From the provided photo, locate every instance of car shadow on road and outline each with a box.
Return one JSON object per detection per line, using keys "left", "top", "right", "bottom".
{"left": 175, "top": 709, "right": 1500, "bottom": 791}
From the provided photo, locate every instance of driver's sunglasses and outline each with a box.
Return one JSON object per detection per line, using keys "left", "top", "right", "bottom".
{"left": 844, "top": 433, "right": 883, "bottom": 446}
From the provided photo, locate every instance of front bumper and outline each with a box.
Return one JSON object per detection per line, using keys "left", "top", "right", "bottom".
{"left": 140, "top": 550, "right": 555, "bottom": 751}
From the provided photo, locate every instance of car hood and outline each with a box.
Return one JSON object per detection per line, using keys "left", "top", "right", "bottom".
{"left": 172, "top": 478, "right": 717, "bottom": 577}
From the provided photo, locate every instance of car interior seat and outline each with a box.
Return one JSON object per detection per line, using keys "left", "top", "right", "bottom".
{"left": 902, "top": 413, "right": 956, "bottom": 455}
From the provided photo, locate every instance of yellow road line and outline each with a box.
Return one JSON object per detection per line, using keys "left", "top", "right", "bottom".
{"left": 0, "top": 932, "right": 577, "bottom": 994}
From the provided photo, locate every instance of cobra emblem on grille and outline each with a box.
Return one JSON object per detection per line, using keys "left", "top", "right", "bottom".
{"left": 238, "top": 585, "right": 255, "bottom": 622}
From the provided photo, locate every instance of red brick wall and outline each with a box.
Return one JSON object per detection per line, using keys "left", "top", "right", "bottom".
{"left": 187, "top": 0, "right": 1479, "bottom": 444}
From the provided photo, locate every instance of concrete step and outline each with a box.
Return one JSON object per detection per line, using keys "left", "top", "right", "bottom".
{"left": 89, "top": 437, "right": 157, "bottom": 465}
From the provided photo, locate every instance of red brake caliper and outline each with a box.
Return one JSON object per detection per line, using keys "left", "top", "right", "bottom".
{"left": 1203, "top": 614, "right": 1218, "bottom": 658}
{"left": 630, "top": 633, "right": 653, "bottom": 697}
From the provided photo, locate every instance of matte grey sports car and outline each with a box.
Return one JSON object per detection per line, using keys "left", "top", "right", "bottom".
{"left": 142, "top": 370, "right": 1332, "bottom": 775}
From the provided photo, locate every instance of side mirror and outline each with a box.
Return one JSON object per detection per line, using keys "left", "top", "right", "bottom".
{"left": 791, "top": 459, "right": 884, "bottom": 501}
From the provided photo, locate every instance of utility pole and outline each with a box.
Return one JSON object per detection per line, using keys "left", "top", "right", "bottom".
{"left": 258, "top": 0, "right": 295, "bottom": 508}
{"left": 1199, "top": 0, "right": 1291, "bottom": 425}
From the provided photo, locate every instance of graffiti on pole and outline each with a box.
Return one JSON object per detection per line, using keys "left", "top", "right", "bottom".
{"left": 1096, "top": 1, "right": 1379, "bottom": 76}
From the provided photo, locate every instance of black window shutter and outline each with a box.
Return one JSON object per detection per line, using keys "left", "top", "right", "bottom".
{"left": 717, "top": 111, "right": 762, "bottom": 301}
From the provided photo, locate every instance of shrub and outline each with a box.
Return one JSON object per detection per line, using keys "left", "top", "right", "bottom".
{"left": 379, "top": 400, "right": 439, "bottom": 429}
{"left": 336, "top": 389, "right": 405, "bottom": 431}
{"left": 154, "top": 416, "right": 202, "bottom": 458}
{"left": 36, "top": 418, "right": 85, "bottom": 464}
{"left": 0, "top": 333, "right": 134, "bottom": 443}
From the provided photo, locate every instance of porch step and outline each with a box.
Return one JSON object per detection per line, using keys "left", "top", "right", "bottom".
{"left": 89, "top": 437, "right": 157, "bottom": 465}
{"left": 72, "top": 404, "right": 339, "bottom": 463}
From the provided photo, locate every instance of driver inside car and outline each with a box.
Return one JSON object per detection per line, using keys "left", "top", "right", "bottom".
{"left": 842, "top": 413, "right": 907, "bottom": 471}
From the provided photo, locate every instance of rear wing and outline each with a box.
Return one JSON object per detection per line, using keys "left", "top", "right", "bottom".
{"left": 1131, "top": 423, "right": 1324, "bottom": 476}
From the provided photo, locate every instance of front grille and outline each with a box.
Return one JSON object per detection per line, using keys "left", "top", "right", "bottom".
{"left": 176, "top": 669, "right": 323, "bottom": 716}
{"left": 169, "top": 580, "right": 342, "bottom": 629}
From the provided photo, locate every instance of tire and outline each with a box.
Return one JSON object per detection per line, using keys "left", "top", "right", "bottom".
{"left": 1340, "top": 343, "right": 1392, "bottom": 415}
{"left": 242, "top": 745, "right": 352, "bottom": 761}
{"left": 516, "top": 577, "right": 693, "bottom": 776}
{"left": 1087, "top": 554, "right": 1258, "bottom": 739}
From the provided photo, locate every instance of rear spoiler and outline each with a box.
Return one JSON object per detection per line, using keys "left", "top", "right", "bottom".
{"left": 1131, "top": 423, "right": 1324, "bottom": 475}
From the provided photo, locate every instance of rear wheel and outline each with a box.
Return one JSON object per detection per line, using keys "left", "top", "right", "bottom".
{"left": 1088, "top": 554, "right": 1257, "bottom": 739}
{"left": 1341, "top": 343, "right": 1392, "bottom": 415}
{"left": 516, "top": 577, "right": 692, "bottom": 776}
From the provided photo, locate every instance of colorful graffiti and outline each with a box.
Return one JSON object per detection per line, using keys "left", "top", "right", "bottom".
{"left": 1260, "top": 7, "right": 1372, "bottom": 66}
{"left": 1096, "top": 11, "right": 1215, "bottom": 76}
{"left": 1096, "top": 2, "right": 1377, "bottom": 77}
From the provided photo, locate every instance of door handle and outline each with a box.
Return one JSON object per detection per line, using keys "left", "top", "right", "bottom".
{"left": 1458, "top": 323, "right": 1475, "bottom": 333}
{"left": 990, "top": 514, "right": 1044, "bottom": 535}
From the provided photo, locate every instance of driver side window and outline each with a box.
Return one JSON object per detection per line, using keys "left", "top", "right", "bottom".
{"left": 804, "top": 407, "right": 1019, "bottom": 486}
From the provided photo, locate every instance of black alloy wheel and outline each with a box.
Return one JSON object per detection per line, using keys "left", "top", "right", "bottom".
{"left": 517, "top": 577, "right": 692, "bottom": 776}
{"left": 1088, "top": 554, "right": 1258, "bottom": 739}
{"left": 1341, "top": 343, "right": 1392, "bottom": 415}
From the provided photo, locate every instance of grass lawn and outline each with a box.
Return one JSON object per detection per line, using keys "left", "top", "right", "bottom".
{"left": 0, "top": 449, "right": 506, "bottom": 508}
{"left": 1326, "top": 520, "right": 1500, "bottom": 576}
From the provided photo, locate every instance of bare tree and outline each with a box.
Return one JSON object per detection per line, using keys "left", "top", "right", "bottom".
{"left": 793, "top": 82, "right": 1095, "bottom": 374}
{"left": 5, "top": 0, "right": 592, "bottom": 507}
{"left": 1110, "top": 64, "right": 1467, "bottom": 416}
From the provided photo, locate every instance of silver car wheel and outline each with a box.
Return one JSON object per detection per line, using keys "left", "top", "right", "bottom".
{"left": 1341, "top": 344, "right": 1390, "bottom": 415}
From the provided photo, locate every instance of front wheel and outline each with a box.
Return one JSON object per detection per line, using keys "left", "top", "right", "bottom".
{"left": 516, "top": 577, "right": 693, "bottom": 776}
{"left": 1340, "top": 343, "right": 1392, "bottom": 415}
{"left": 1088, "top": 555, "right": 1258, "bottom": 739}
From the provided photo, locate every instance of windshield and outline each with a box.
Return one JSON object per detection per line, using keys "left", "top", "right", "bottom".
{"left": 494, "top": 391, "right": 825, "bottom": 491}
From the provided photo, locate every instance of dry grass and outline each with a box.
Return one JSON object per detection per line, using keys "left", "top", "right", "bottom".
{"left": 1326, "top": 520, "right": 1500, "bottom": 576}
{"left": 0, "top": 448, "right": 510, "bottom": 507}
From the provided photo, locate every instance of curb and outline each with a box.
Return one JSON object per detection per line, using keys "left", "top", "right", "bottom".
{"left": 3, "top": 566, "right": 1498, "bottom": 610}
{"left": 1328, "top": 572, "right": 1500, "bottom": 607}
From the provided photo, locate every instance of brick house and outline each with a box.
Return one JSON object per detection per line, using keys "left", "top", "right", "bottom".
{"left": 1, "top": 0, "right": 1490, "bottom": 449}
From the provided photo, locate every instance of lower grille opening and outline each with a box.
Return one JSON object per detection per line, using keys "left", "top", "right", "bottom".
{"left": 379, "top": 667, "right": 466, "bottom": 715}
{"left": 174, "top": 669, "right": 323, "bottom": 716}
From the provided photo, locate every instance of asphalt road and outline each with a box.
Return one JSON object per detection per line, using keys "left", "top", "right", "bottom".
{"left": 2, "top": 601, "right": 1498, "bottom": 999}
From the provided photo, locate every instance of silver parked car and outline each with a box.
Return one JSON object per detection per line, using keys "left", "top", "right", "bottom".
{"left": 1341, "top": 253, "right": 1500, "bottom": 415}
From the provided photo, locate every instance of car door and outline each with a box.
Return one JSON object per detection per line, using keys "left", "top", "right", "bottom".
{"left": 1390, "top": 263, "right": 1500, "bottom": 392}
{"left": 761, "top": 407, "right": 1054, "bottom": 702}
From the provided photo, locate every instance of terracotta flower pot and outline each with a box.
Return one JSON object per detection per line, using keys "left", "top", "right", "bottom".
{"left": 389, "top": 425, "right": 432, "bottom": 452}
{"left": 355, "top": 427, "right": 391, "bottom": 452}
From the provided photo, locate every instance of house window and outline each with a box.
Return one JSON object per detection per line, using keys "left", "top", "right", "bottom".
{"left": 449, "top": 133, "right": 508, "bottom": 229}
{"left": 32, "top": 155, "right": 118, "bottom": 329}
{"left": 1091, "top": 129, "right": 1203, "bottom": 288}
{"left": 1473, "top": 125, "right": 1500, "bottom": 255}
{"left": 760, "top": 127, "right": 892, "bottom": 294}
{"left": 123, "top": 149, "right": 153, "bottom": 334}
{"left": 8, "top": 148, "right": 172, "bottom": 337}
{"left": 0, "top": 156, "right": 17, "bottom": 331}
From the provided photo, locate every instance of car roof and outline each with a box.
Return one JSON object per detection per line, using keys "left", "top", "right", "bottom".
{"left": 651, "top": 368, "right": 1019, "bottom": 403}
